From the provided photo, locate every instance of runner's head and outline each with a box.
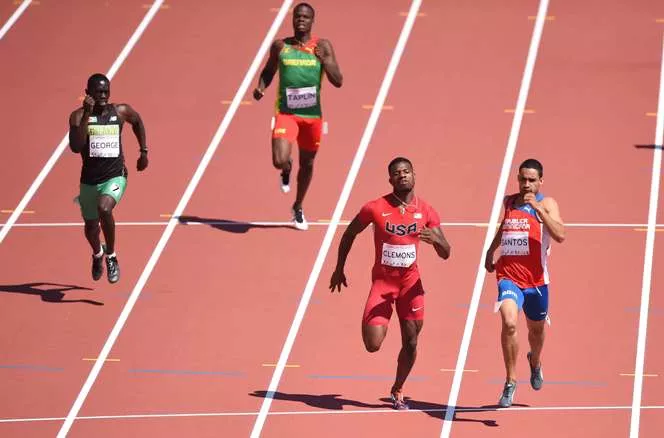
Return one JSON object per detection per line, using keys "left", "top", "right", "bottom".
{"left": 388, "top": 157, "right": 415, "bottom": 192}
{"left": 517, "top": 158, "right": 543, "bottom": 195}
{"left": 293, "top": 2, "right": 315, "bottom": 34}
{"left": 86, "top": 73, "right": 110, "bottom": 107}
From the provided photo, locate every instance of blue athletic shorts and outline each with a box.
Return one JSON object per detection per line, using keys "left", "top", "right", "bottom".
{"left": 497, "top": 278, "right": 549, "bottom": 321}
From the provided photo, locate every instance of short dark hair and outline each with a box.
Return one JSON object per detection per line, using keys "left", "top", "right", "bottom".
{"left": 519, "top": 158, "right": 543, "bottom": 178}
{"left": 294, "top": 2, "right": 314, "bottom": 17}
{"left": 87, "top": 73, "right": 109, "bottom": 90}
{"left": 388, "top": 156, "right": 413, "bottom": 174}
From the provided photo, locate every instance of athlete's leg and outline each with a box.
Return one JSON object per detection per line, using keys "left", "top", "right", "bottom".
{"left": 293, "top": 117, "right": 322, "bottom": 211}
{"left": 96, "top": 177, "right": 126, "bottom": 284}
{"left": 271, "top": 114, "right": 298, "bottom": 192}
{"left": 362, "top": 324, "right": 388, "bottom": 352}
{"left": 84, "top": 220, "right": 103, "bottom": 254}
{"left": 293, "top": 148, "right": 316, "bottom": 211}
{"left": 526, "top": 317, "right": 546, "bottom": 367}
{"left": 522, "top": 285, "right": 548, "bottom": 390}
{"left": 496, "top": 279, "right": 525, "bottom": 383}
{"left": 393, "top": 318, "right": 423, "bottom": 393}
{"left": 97, "top": 195, "right": 117, "bottom": 254}
{"left": 389, "top": 277, "right": 425, "bottom": 409}
{"left": 272, "top": 137, "right": 293, "bottom": 174}
{"left": 362, "top": 278, "right": 395, "bottom": 352}
{"left": 79, "top": 184, "right": 104, "bottom": 280}
{"left": 499, "top": 299, "right": 519, "bottom": 383}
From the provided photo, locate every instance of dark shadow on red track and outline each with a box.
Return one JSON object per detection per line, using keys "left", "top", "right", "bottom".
{"left": 177, "top": 215, "right": 296, "bottom": 233}
{"left": 250, "top": 390, "right": 389, "bottom": 410}
{"left": 249, "top": 390, "right": 512, "bottom": 426}
{"left": 0, "top": 282, "right": 102, "bottom": 305}
{"left": 634, "top": 144, "right": 663, "bottom": 150}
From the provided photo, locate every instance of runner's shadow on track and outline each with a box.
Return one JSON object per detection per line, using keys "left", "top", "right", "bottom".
{"left": 634, "top": 144, "right": 663, "bottom": 150}
{"left": 177, "top": 216, "right": 295, "bottom": 233}
{"left": 380, "top": 397, "right": 500, "bottom": 427}
{"left": 378, "top": 397, "right": 530, "bottom": 427}
{"left": 0, "top": 282, "right": 102, "bottom": 305}
{"left": 249, "top": 390, "right": 390, "bottom": 410}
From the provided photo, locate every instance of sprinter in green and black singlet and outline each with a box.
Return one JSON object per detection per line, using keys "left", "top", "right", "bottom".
{"left": 254, "top": 2, "right": 343, "bottom": 230}
{"left": 68, "top": 73, "right": 149, "bottom": 284}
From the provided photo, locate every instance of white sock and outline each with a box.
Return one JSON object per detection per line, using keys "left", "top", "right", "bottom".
{"left": 93, "top": 248, "right": 104, "bottom": 258}
{"left": 106, "top": 252, "right": 116, "bottom": 258}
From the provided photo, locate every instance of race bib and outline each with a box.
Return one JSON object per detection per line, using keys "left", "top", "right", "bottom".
{"left": 501, "top": 231, "right": 530, "bottom": 256}
{"left": 286, "top": 86, "right": 317, "bottom": 109}
{"left": 381, "top": 243, "right": 416, "bottom": 268}
{"left": 88, "top": 125, "right": 120, "bottom": 158}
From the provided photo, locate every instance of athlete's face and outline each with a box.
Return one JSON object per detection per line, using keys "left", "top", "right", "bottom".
{"left": 518, "top": 167, "right": 542, "bottom": 195}
{"left": 86, "top": 80, "right": 110, "bottom": 106}
{"left": 292, "top": 6, "right": 314, "bottom": 34}
{"left": 389, "top": 162, "right": 415, "bottom": 192}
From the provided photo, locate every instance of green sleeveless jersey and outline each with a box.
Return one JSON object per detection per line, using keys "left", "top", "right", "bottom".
{"left": 277, "top": 38, "right": 323, "bottom": 118}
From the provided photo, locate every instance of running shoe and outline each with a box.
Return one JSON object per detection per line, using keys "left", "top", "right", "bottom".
{"left": 292, "top": 207, "right": 308, "bottom": 231}
{"left": 91, "top": 253, "right": 104, "bottom": 281}
{"left": 390, "top": 391, "right": 410, "bottom": 411}
{"left": 106, "top": 254, "right": 120, "bottom": 284}
{"left": 527, "top": 351, "right": 544, "bottom": 390}
{"left": 498, "top": 381, "right": 517, "bottom": 408}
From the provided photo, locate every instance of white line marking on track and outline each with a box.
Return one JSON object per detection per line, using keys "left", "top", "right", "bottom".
{"left": 54, "top": 1, "right": 294, "bottom": 436}
{"left": 439, "top": 1, "right": 550, "bottom": 437}
{"left": 629, "top": 34, "right": 664, "bottom": 438}
{"left": 5, "top": 405, "right": 664, "bottom": 424}
{"left": 249, "top": 1, "right": 423, "bottom": 436}
{"left": 2, "top": 221, "right": 663, "bottom": 229}
{"left": 0, "top": 0, "right": 31, "bottom": 41}
{"left": 0, "top": 0, "right": 164, "bottom": 246}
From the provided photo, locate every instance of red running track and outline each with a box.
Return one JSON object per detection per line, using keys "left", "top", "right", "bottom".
{"left": 1, "top": 1, "right": 663, "bottom": 437}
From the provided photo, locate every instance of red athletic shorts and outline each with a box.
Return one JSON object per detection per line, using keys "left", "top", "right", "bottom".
{"left": 362, "top": 267, "right": 425, "bottom": 326}
{"left": 272, "top": 113, "right": 323, "bottom": 152}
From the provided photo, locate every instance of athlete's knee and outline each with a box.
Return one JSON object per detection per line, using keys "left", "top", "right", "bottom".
{"left": 402, "top": 336, "right": 418, "bottom": 355}
{"left": 97, "top": 204, "right": 114, "bottom": 217}
{"left": 364, "top": 341, "right": 381, "bottom": 353}
{"left": 299, "top": 152, "right": 316, "bottom": 169}
{"left": 502, "top": 320, "right": 517, "bottom": 337}
{"left": 84, "top": 221, "right": 100, "bottom": 234}
{"left": 527, "top": 320, "right": 546, "bottom": 336}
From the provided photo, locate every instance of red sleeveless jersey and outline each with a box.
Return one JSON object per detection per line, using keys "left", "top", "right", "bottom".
{"left": 495, "top": 194, "right": 551, "bottom": 289}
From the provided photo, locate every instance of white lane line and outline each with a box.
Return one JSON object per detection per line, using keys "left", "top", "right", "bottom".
{"left": 0, "top": 0, "right": 31, "bottom": 41}
{"left": 439, "top": 1, "right": 550, "bottom": 437}
{"left": 54, "top": 1, "right": 294, "bottom": 436}
{"left": 0, "top": 0, "right": 164, "bottom": 245}
{"left": 629, "top": 34, "right": 664, "bottom": 438}
{"left": 3, "top": 221, "right": 660, "bottom": 228}
{"left": 5, "top": 404, "right": 664, "bottom": 424}
{"left": 249, "top": 1, "right": 423, "bottom": 436}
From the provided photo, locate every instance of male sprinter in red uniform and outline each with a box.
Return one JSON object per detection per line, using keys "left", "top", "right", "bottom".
{"left": 330, "top": 157, "right": 451, "bottom": 410}
{"left": 253, "top": 2, "right": 343, "bottom": 230}
{"left": 485, "top": 159, "right": 565, "bottom": 407}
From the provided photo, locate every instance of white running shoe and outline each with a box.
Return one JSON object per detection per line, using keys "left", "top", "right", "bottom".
{"left": 292, "top": 207, "right": 308, "bottom": 231}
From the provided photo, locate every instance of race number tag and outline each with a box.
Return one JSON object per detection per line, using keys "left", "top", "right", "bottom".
{"left": 88, "top": 125, "right": 120, "bottom": 158}
{"left": 286, "top": 86, "right": 317, "bottom": 109}
{"left": 501, "top": 231, "right": 530, "bottom": 256}
{"left": 381, "top": 243, "right": 416, "bottom": 268}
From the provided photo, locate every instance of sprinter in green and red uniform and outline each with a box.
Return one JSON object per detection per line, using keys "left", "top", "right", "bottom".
{"left": 253, "top": 2, "right": 343, "bottom": 230}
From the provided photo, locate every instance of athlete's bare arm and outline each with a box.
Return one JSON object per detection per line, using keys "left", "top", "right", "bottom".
{"left": 527, "top": 194, "right": 565, "bottom": 243}
{"left": 418, "top": 226, "right": 451, "bottom": 259}
{"left": 68, "top": 95, "right": 95, "bottom": 153}
{"left": 116, "top": 103, "right": 148, "bottom": 171}
{"left": 330, "top": 214, "right": 370, "bottom": 292}
{"left": 254, "top": 39, "right": 285, "bottom": 100}
{"left": 315, "top": 39, "right": 343, "bottom": 87}
{"left": 485, "top": 196, "right": 510, "bottom": 272}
